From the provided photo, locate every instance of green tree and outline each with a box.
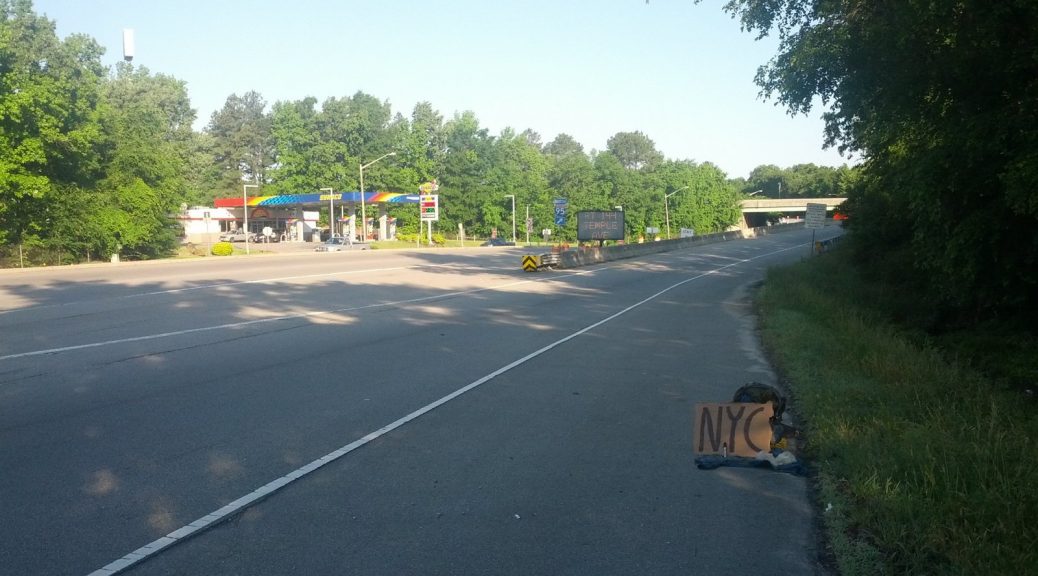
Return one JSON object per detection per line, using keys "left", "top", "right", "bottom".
{"left": 207, "top": 91, "right": 271, "bottom": 194}
{"left": 377, "top": 111, "right": 417, "bottom": 192}
{"left": 440, "top": 111, "right": 493, "bottom": 236}
{"left": 481, "top": 127, "right": 550, "bottom": 239}
{"left": 90, "top": 62, "right": 195, "bottom": 259}
{"left": 0, "top": 0, "right": 105, "bottom": 250}
{"left": 181, "top": 131, "right": 222, "bottom": 206}
{"left": 597, "top": 131, "right": 675, "bottom": 239}
{"left": 310, "top": 91, "right": 397, "bottom": 196}
{"left": 406, "top": 101, "right": 447, "bottom": 183}
{"left": 593, "top": 150, "right": 643, "bottom": 239}
{"left": 546, "top": 133, "right": 599, "bottom": 241}
{"left": 268, "top": 97, "right": 320, "bottom": 194}
{"left": 341, "top": 91, "right": 394, "bottom": 161}
{"left": 544, "top": 133, "right": 585, "bottom": 158}
{"left": 745, "top": 164, "right": 785, "bottom": 197}
{"left": 720, "top": 0, "right": 1038, "bottom": 322}
{"left": 743, "top": 162, "right": 857, "bottom": 197}
{"left": 669, "top": 162, "right": 741, "bottom": 235}
{"left": 379, "top": 102, "right": 448, "bottom": 236}
{"left": 649, "top": 160, "right": 741, "bottom": 237}
{"left": 606, "top": 131, "right": 663, "bottom": 171}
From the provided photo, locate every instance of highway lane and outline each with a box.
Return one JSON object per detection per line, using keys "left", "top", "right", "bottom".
{"left": 0, "top": 229, "right": 834, "bottom": 575}
{"left": 0, "top": 249, "right": 533, "bottom": 359}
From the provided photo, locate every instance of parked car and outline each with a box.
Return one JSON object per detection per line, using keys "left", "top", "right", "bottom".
{"left": 481, "top": 237, "right": 516, "bottom": 247}
{"left": 314, "top": 237, "right": 348, "bottom": 252}
{"left": 219, "top": 230, "right": 257, "bottom": 242}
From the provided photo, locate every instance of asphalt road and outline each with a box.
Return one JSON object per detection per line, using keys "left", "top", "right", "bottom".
{"left": 0, "top": 229, "right": 835, "bottom": 575}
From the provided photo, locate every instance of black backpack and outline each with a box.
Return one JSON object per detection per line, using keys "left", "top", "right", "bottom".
{"left": 732, "top": 382, "right": 798, "bottom": 448}
{"left": 732, "top": 382, "right": 786, "bottom": 421}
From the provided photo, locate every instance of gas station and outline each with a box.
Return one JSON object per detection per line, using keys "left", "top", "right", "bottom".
{"left": 178, "top": 191, "right": 422, "bottom": 244}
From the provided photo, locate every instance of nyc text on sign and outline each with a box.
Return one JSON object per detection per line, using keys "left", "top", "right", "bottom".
{"left": 693, "top": 402, "right": 774, "bottom": 457}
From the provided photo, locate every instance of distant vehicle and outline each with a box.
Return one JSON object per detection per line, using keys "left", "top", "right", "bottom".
{"left": 314, "top": 237, "right": 348, "bottom": 252}
{"left": 481, "top": 237, "right": 516, "bottom": 247}
{"left": 219, "top": 230, "right": 257, "bottom": 242}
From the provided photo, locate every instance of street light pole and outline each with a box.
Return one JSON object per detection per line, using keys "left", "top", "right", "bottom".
{"left": 525, "top": 204, "right": 530, "bottom": 245}
{"left": 320, "top": 187, "right": 334, "bottom": 238}
{"left": 504, "top": 194, "right": 516, "bottom": 244}
{"left": 665, "top": 185, "right": 690, "bottom": 239}
{"left": 243, "top": 184, "right": 258, "bottom": 255}
{"left": 359, "top": 152, "right": 397, "bottom": 243}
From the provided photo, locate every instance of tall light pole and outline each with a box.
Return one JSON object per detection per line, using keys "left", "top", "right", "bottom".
{"left": 359, "top": 152, "right": 397, "bottom": 242}
{"left": 665, "top": 185, "right": 690, "bottom": 239}
{"left": 320, "top": 187, "right": 334, "bottom": 238}
{"left": 525, "top": 204, "right": 530, "bottom": 245}
{"left": 243, "top": 184, "right": 258, "bottom": 255}
{"left": 504, "top": 194, "right": 516, "bottom": 244}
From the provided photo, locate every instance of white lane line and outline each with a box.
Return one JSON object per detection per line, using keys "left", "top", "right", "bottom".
{"left": 86, "top": 244, "right": 797, "bottom": 576}
{"left": 0, "top": 270, "right": 593, "bottom": 362}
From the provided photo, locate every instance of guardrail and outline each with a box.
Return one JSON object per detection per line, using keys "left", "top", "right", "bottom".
{"left": 538, "top": 252, "right": 561, "bottom": 268}
{"left": 814, "top": 234, "right": 843, "bottom": 254}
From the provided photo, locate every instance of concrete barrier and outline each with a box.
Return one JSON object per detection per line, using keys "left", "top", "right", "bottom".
{"left": 553, "top": 223, "right": 805, "bottom": 269}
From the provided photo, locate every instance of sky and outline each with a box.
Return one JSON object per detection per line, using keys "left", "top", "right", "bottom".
{"left": 34, "top": 0, "right": 855, "bottom": 180}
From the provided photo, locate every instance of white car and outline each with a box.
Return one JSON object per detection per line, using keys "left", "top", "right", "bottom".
{"left": 314, "top": 237, "right": 348, "bottom": 252}
{"left": 219, "top": 230, "right": 257, "bottom": 242}
{"left": 314, "top": 237, "right": 368, "bottom": 251}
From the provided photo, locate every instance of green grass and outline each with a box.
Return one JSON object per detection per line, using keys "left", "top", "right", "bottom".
{"left": 756, "top": 247, "right": 1038, "bottom": 575}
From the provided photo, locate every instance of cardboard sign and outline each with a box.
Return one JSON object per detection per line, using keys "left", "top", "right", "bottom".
{"left": 693, "top": 402, "right": 774, "bottom": 457}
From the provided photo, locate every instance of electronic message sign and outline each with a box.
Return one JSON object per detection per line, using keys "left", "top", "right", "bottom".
{"left": 577, "top": 211, "right": 624, "bottom": 241}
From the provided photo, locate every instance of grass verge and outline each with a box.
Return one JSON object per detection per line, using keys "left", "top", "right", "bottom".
{"left": 755, "top": 247, "right": 1038, "bottom": 575}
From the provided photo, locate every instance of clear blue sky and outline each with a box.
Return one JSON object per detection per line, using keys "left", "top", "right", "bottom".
{"left": 35, "top": 0, "right": 853, "bottom": 180}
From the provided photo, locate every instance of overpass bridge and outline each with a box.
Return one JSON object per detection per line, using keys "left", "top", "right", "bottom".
{"left": 739, "top": 197, "right": 846, "bottom": 228}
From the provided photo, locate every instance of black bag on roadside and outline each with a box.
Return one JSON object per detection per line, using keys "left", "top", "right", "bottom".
{"left": 732, "top": 382, "right": 799, "bottom": 449}
{"left": 732, "top": 382, "right": 786, "bottom": 421}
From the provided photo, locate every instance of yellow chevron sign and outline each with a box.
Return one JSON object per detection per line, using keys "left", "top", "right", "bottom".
{"left": 521, "top": 255, "right": 539, "bottom": 272}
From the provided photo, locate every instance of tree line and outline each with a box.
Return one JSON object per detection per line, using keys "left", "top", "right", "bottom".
{"left": 718, "top": 0, "right": 1038, "bottom": 325}
{"left": 1, "top": 0, "right": 852, "bottom": 266}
